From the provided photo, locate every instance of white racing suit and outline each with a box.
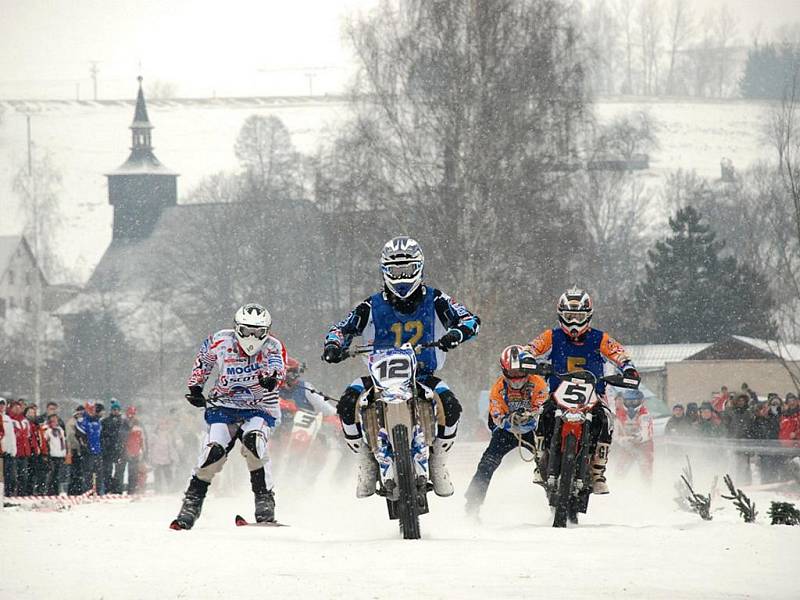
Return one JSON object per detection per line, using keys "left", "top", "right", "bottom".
{"left": 187, "top": 329, "right": 286, "bottom": 488}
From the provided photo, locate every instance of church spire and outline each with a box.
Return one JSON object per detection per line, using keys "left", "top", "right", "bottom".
{"left": 130, "top": 75, "right": 153, "bottom": 154}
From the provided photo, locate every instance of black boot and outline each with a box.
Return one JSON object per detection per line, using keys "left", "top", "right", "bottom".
{"left": 250, "top": 468, "right": 275, "bottom": 523}
{"left": 170, "top": 476, "right": 209, "bottom": 530}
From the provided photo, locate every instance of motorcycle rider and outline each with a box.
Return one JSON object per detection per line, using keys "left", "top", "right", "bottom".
{"left": 612, "top": 389, "right": 654, "bottom": 482}
{"left": 464, "top": 345, "right": 549, "bottom": 516}
{"left": 171, "top": 303, "right": 286, "bottom": 530}
{"left": 322, "top": 236, "right": 480, "bottom": 498}
{"left": 528, "top": 288, "right": 639, "bottom": 494}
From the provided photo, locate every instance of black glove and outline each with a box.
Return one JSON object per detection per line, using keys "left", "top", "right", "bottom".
{"left": 322, "top": 343, "right": 344, "bottom": 364}
{"left": 259, "top": 372, "right": 279, "bottom": 392}
{"left": 437, "top": 329, "right": 463, "bottom": 352}
{"left": 185, "top": 386, "right": 206, "bottom": 408}
{"left": 535, "top": 362, "right": 553, "bottom": 377}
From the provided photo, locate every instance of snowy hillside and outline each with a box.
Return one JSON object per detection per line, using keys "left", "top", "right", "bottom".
{"left": 0, "top": 97, "right": 775, "bottom": 283}
{"left": 2, "top": 443, "right": 794, "bottom": 600}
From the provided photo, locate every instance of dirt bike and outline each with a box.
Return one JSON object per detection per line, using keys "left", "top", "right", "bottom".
{"left": 523, "top": 363, "right": 639, "bottom": 528}
{"left": 344, "top": 341, "right": 440, "bottom": 540}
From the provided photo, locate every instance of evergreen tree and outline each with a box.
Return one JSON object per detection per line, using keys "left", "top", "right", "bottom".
{"left": 635, "top": 206, "right": 776, "bottom": 343}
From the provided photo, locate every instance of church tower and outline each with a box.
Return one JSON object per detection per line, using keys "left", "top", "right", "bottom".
{"left": 106, "top": 77, "right": 178, "bottom": 242}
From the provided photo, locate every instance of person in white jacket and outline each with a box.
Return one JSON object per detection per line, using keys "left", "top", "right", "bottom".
{"left": 43, "top": 414, "right": 67, "bottom": 495}
{"left": 0, "top": 398, "right": 16, "bottom": 501}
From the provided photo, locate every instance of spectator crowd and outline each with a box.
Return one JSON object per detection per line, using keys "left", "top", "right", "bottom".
{"left": 0, "top": 396, "right": 147, "bottom": 497}
{"left": 664, "top": 382, "right": 800, "bottom": 483}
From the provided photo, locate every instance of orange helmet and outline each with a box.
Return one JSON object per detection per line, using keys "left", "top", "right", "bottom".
{"left": 500, "top": 345, "right": 531, "bottom": 390}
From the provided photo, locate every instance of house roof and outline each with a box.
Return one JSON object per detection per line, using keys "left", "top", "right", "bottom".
{"left": 0, "top": 235, "right": 48, "bottom": 285}
{"left": 626, "top": 343, "right": 712, "bottom": 371}
{"left": 0, "top": 235, "right": 21, "bottom": 279}
{"left": 686, "top": 335, "right": 800, "bottom": 362}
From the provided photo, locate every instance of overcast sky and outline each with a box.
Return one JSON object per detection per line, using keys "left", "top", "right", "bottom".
{"left": 0, "top": 0, "right": 798, "bottom": 100}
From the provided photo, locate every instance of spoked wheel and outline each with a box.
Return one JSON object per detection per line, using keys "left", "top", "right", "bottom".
{"left": 553, "top": 434, "right": 578, "bottom": 528}
{"left": 392, "top": 424, "right": 421, "bottom": 540}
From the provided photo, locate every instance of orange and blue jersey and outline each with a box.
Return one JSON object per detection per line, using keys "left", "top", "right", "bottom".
{"left": 489, "top": 374, "right": 549, "bottom": 433}
{"left": 528, "top": 328, "right": 634, "bottom": 396}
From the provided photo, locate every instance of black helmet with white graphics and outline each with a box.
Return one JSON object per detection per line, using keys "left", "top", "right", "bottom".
{"left": 380, "top": 236, "right": 424, "bottom": 299}
{"left": 234, "top": 303, "right": 271, "bottom": 356}
{"left": 557, "top": 288, "right": 593, "bottom": 339}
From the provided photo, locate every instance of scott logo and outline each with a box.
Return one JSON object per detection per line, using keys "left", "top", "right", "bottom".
{"left": 226, "top": 363, "right": 262, "bottom": 375}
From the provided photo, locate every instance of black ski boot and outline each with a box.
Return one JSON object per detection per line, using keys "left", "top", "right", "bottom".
{"left": 170, "top": 476, "right": 209, "bottom": 530}
{"left": 251, "top": 468, "right": 276, "bottom": 523}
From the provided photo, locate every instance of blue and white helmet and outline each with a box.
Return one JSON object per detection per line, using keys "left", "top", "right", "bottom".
{"left": 380, "top": 236, "right": 424, "bottom": 299}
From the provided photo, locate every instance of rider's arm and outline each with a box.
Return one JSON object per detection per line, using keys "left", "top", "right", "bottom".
{"left": 325, "top": 298, "right": 373, "bottom": 349}
{"left": 527, "top": 329, "right": 553, "bottom": 360}
{"left": 488, "top": 378, "right": 510, "bottom": 429}
{"left": 433, "top": 290, "right": 480, "bottom": 342}
{"left": 187, "top": 335, "right": 219, "bottom": 389}
{"left": 599, "top": 333, "right": 636, "bottom": 372}
{"left": 303, "top": 383, "right": 337, "bottom": 416}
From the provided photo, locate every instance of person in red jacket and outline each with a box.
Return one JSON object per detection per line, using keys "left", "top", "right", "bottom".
{"left": 10, "top": 401, "right": 31, "bottom": 496}
{"left": 779, "top": 393, "right": 800, "bottom": 448}
{"left": 613, "top": 389, "right": 654, "bottom": 483}
{"left": 124, "top": 406, "right": 147, "bottom": 495}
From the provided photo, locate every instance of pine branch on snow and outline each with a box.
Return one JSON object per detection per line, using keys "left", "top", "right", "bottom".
{"left": 768, "top": 502, "right": 800, "bottom": 526}
{"left": 721, "top": 474, "right": 758, "bottom": 523}
{"left": 681, "top": 475, "right": 713, "bottom": 521}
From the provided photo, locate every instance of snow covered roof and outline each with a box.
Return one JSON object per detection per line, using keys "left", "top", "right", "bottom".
{"left": 0, "top": 235, "right": 21, "bottom": 279}
{"left": 626, "top": 343, "right": 712, "bottom": 371}
{"left": 730, "top": 336, "right": 800, "bottom": 362}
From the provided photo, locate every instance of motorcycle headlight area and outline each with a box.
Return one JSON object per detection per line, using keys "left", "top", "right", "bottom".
{"left": 562, "top": 410, "right": 587, "bottom": 423}
{"left": 379, "top": 384, "right": 414, "bottom": 403}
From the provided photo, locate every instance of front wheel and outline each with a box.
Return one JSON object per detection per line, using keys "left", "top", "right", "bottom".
{"left": 392, "top": 424, "right": 421, "bottom": 540}
{"left": 553, "top": 433, "right": 578, "bottom": 528}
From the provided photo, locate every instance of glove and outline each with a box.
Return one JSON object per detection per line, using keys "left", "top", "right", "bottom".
{"left": 536, "top": 362, "right": 553, "bottom": 377}
{"left": 437, "top": 329, "right": 463, "bottom": 352}
{"left": 259, "top": 372, "right": 279, "bottom": 392}
{"left": 322, "top": 343, "right": 344, "bottom": 364}
{"left": 185, "top": 386, "right": 206, "bottom": 408}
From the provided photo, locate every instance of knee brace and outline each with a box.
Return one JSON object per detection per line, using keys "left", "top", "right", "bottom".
{"left": 195, "top": 442, "right": 228, "bottom": 482}
{"left": 436, "top": 390, "right": 462, "bottom": 440}
{"left": 336, "top": 386, "right": 361, "bottom": 426}
{"left": 242, "top": 430, "right": 267, "bottom": 460}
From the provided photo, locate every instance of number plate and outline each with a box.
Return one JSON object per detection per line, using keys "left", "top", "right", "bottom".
{"left": 553, "top": 379, "right": 598, "bottom": 411}
{"left": 368, "top": 347, "right": 416, "bottom": 401}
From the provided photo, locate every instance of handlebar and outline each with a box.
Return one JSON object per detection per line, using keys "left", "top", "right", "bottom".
{"left": 520, "top": 362, "right": 640, "bottom": 389}
{"left": 343, "top": 339, "right": 441, "bottom": 359}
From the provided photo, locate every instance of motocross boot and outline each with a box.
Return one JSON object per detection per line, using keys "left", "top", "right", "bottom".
{"left": 430, "top": 438, "right": 455, "bottom": 497}
{"left": 532, "top": 434, "right": 546, "bottom": 485}
{"left": 591, "top": 442, "right": 611, "bottom": 494}
{"left": 170, "top": 476, "right": 209, "bottom": 530}
{"left": 250, "top": 468, "right": 276, "bottom": 523}
{"left": 355, "top": 444, "right": 379, "bottom": 498}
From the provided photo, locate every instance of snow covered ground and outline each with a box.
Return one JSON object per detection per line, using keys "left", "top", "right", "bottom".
{"left": 2, "top": 442, "right": 795, "bottom": 600}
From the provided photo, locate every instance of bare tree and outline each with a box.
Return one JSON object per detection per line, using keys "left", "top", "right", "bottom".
{"left": 664, "top": 0, "right": 694, "bottom": 95}
{"left": 712, "top": 3, "right": 739, "bottom": 97}
{"left": 339, "top": 0, "right": 590, "bottom": 383}
{"left": 616, "top": 0, "right": 637, "bottom": 94}
{"left": 234, "top": 115, "right": 304, "bottom": 200}
{"left": 638, "top": 0, "right": 663, "bottom": 96}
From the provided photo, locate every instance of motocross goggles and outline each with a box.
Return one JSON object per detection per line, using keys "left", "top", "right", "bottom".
{"left": 236, "top": 325, "right": 268, "bottom": 339}
{"left": 382, "top": 260, "right": 423, "bottom": 280}
{"left": 559, "top": 310, "right": 591, "bottom": 324}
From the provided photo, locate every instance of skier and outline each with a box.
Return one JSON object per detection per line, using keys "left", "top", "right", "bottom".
{"left": 612, "top": 389, "right": 654, "bottom": 482}
{"left": 321, "top": 236, "right": 480, "bottom": 498}
{"left": 170, "top": 303, "right": 286, "bottom": 530}
{"left": 464, "top": 345, "right": 549, "bottom": 516}
{"left": 528, "top": 288, "right": 639, "bottom": 494}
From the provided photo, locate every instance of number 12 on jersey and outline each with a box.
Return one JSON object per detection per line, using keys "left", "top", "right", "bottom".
{"left": 391, "top": 321, "right": 424, "bottom": 347}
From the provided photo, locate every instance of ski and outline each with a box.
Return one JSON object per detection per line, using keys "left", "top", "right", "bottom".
{"left": 234, "top": 514, "right": 288, "bottom": 527}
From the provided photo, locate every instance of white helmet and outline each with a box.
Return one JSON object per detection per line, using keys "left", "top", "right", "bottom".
{"left": 380, "top": 236, "right": 424, "bottom": 299}
{"left": 234, "top": 303, "right": 271, "bottom": 356}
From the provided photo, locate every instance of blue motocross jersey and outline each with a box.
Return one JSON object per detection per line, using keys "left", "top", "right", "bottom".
{"left": 370, "top": 290, "right": 438, "bottom": 375}
{"left": 530, "top": 328, "right": 633, "bottom": 396}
